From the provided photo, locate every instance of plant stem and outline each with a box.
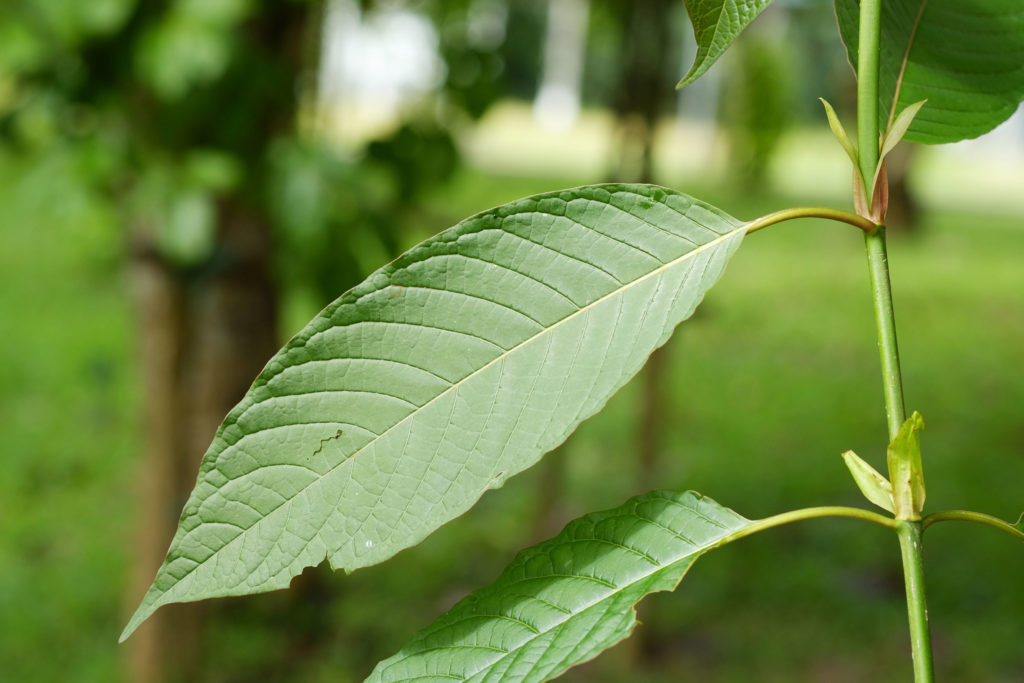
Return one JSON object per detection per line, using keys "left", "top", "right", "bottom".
{"left": 897, "top": 521, "right": 935, "bottom": 683}
{"left": 857, "top": 0, "right": 882, "bottom": 185}
{"left": 864, "top": 229, "right": 906, "bottom": 438}
{"left": 856, "top": 2, "right": 934, "bottom": 680}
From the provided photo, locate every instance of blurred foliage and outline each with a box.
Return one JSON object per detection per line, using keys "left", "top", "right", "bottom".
{"left": 720, "top": 20, "right": 797, "bottom": 188}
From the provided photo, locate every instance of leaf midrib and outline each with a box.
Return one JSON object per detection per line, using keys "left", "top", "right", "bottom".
{"left": 168, "top": 221, "right": 745, "bottom": 594}
{"left": 887, "top": 0, "right": 929, "bottom": 128}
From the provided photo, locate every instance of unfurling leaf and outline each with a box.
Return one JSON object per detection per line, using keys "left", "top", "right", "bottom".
{"left": 121, "top": 184, "right": 747, "bottom": 641}
{"left": 842, "top": 450, "right": 894, "bottom": 514}
{"left": 366, "top": 491, "right": 753, "bottom": 683}
{"left": 887, "top": 411, "right": 926, "bottom": 521}
{"left": 678, "top": 0, "right": 775, "bottom": 88}
{"left": 835, "top": 0, "right": 1024, "bottom": 144}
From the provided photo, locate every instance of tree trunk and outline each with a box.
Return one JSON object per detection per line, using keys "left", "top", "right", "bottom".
{"left": 125, "top": 201, "right": 279, "bottom": 683}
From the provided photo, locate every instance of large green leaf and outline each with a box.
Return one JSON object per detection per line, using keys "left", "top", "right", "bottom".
{"left": 678, "top": 0, "right": 775, "bottom": 88}
{"left": 121, "top": 184, "right": 747, "bottom": 641}
{"left": 835, "top": 0, "right": 1024, "bottom": 144}
{"left": 367, "top": 490, "right": 752, "bottom": 682}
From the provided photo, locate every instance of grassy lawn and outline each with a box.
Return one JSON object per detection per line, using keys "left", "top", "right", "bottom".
{"left": 2, "top": 141, "right": 1022, "bottom": 681}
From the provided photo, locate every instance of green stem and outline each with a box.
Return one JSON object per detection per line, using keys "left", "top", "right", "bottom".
{"left": 864, "top": 228, "right": 906, "bottom": 438}
{"left": 923, "top": 510, "right": 1024, "bottom": 542}
{"left": 745, "top": 207, "right": 879, "bottom": 235}
{"left": 857, "top": 2, "right": 933, "bottom": 680}
{"left": 857, "top": 0, "right": 882, "bottom": 186}
{"left": 897, "top": 522, "right": 935, "bottom": 683}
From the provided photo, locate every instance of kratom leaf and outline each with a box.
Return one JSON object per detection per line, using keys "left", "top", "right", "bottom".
{"left": 366, "top": 491, "right": 752, "bottom": 683}
{"left": 841, "top": 450, "right": 894, "bottom": 514}
{"left": 121, "top": 184, "right": 747, "bottom": 641}
{"left": 887, "top": 411, "right": 926, "bottom": 521}
{"left": 835, "top": 0, "right": 1024, "bottom": 144}
{"left": 678, "top": 0, "right": 774, "bottom": 88}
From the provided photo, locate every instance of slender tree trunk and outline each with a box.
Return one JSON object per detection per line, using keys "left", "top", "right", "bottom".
{"left": 120, "top": 0, "right": 314, "bottom": 676}
{"left": 607, "top": 0, "right": 672, "bottom": 184}
{"left": 125, "top": 202, "right": 279, "bottom": 683}
{"left": 605, "top": 0, "right": 673, "bottom": 486}
{"left": 604, "top": 2, "right": 674, "bottom": 673}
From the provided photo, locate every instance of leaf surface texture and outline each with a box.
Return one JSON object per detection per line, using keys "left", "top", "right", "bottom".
{"left": 367, "top": 491, "right": 752, "bottom": 683}
{"left": 835, "top": 0, "right": 1024, "bottom": 143}
{"left": 121, "top": 184, "right": 745, "bottom": 641}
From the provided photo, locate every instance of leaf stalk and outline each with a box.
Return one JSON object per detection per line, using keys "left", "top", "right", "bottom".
{"left": 922, "top": 510, "right": 1024, "bottom": 542}
{"left": 744, "top": 207, "right": 878, "bottom": 235}
{"left": 723, "top": 506, "right": 897, "bottom": 547}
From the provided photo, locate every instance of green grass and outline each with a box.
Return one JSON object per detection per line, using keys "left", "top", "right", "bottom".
{"left": 0, "top": 146, "right": 139, "bottom": 682}
{"left": 2, "top": 150, "right": 1022, "bottom": 681}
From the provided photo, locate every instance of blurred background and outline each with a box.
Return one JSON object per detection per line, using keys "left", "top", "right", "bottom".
{"left": 1, "top": 0, "right": 1022, "bottom": 681}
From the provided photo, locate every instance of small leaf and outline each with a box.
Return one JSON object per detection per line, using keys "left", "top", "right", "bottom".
{"left": 879, "top": 99, "right": 927, "bottom": 163}
{"left": 887, "top": 411, "right": 926, "bottom": 521}
{"left": 121, "top": 185, "right": 748, "bottom": 641}
{"left": 835, "top": 0, "right": 1024, "bottom": 144}
{"left": 365, "top": 491, "right": 753, "bottom": 683}
{"left": 678, "top": 0, "right": 775, "bottom": 88}
{"left": 820, "top": 98, "right": 877, "bottom": 217}
{"left": 865, "top": 99, "right": 926, "bottom": 217}
{"left": 819, "top": 98, "right": 860, "bottom": 171}
{"left": 841, "top": 450, "right": 894, "bottom": 514}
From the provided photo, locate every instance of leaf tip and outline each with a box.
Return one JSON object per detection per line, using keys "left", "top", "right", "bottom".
{"left": 119, "top": 584, "right": 169, "bottom": 643}
{"left": 675, "top": 68, "right": 702, "bottom": 91}
{"left": 118, "top": 607, "right": 150, "bottom": 644}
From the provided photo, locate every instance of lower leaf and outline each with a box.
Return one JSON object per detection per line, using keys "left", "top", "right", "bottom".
{"left": 365, "top": 490, "right": 753, "bottom": 683}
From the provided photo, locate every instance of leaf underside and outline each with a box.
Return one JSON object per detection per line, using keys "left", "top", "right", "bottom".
{"left": 835, "top": 0, "right": 1024, "bottom": 144}
{"left": 678, "top": 0, "right": 774, "bottom": 88}
{"left": 121, "top": 184, "right": 746, "bottom": 641}
{"left": 366, "top": 490, "right": 752, "bottom": 683}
